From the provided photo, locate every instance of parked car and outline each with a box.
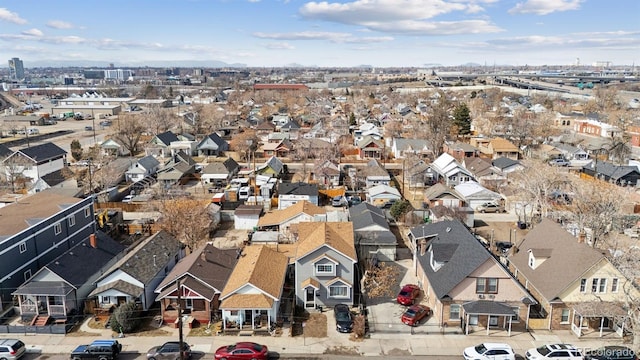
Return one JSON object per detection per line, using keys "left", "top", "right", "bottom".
{"left": 122, "top": 195, "right": 135, "bottom": 203}
{"left": 347, "top": 196, "right": 362, "bottom": 206}
{"left": 525, "top": 344, "right": 583, "bottom": 360}
{"left": 397, "top": 284, "right": 421, "bottom": 305}
{"left": 213, "top": 342, "right": 268, "bottom": 360}
{"left": 475, "top": 202, "right": 505, "bottom": 213}
{"left": 85, "top": 126, "right": 93, "bottom": 131}
{"left": 463, "top": 343, "right": 516, "bottom": 360}
{"left": 332, "top": 195, "right": 347, "bottom": 207}
{"left": 380, "top": 199, "right": 398, "bottom": 209}
{"left": 147, "top": 341, "right": 191, "bottom": 360}
{"left": 0, "top": 339, "right": 26, "bottom": 360}
{"left": 584, "top": 346, "right": 637, "bottom": 360}
{"left": 71, "top": 340, "right": 122, "bottom": 360}
{"left": 334, "top": 303, "right": 354, "bottom": 333}
{"left": 549, "top": 158, "right": 570, "bottom": 167}
{"left": 400, "top": 304, "right": 432, "bottom": 326}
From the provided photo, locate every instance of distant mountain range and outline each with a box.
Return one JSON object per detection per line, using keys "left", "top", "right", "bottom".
{"left": 18, "top": 60, "right": 249, "bottom": 69}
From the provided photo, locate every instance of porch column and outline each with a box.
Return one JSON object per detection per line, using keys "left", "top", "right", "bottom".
{"left": 486, "top": 316, "right": 490, "bottom": 335}
{"left": 548, "top": 305, "right": 553, "bottom": 330}
{"left": 526, "top": 304, "right": 531, "bottom": 330}
{"left": 578, "top": 315, "right": 584, "bottom": 337}
{"left": 465, "top": 313, "right": 469, "bottom": 335}
{"left": 508, "top": 316, "right": 512, "bottom": 337}
{"left": 599, "top": 317, "right": 605, "bottom": 337}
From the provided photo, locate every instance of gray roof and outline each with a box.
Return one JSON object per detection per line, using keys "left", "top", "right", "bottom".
{"left": 492, "top": 157, "right": 520, "bottom": 170}
{"left": 349, "top": 203, "right": 396, "bottom": 245}
{"left": 97, "top": 230, "right": 182, "bottom": 285}
{"left": 156, "top": 244, "right": 239, "bottom": 300}
{"left": 18, "top": 142, "right": 66, "bottom": 163}
{"left": 258, "top": 156, "right": 284, "bottom": 175}
{"left": 582, "top": 160, "right": 640, "bottom": 180}
{"left": 155, "top": 131, "right": 180, "bottom": 146}
{"left": 277, "top": 182, "right": 318, "bottom": 196}
{"left": 14, "top": 231, "right": 124, "bottom": 293}
{"left": 394, "top": 138, "right": 429, "bottom": 151}
{"left": 448, "top": 141, "right": 478, "bottom": 152}
{"left": 360, "top": 159, "right": 390, "bottom": 178}
{"left": 89, "top": 279, "right": 143, "bottom": 298}
{"left": 462, "top": 300, "right": 518, "bottom": 316}
{"left": 509, "top": 218, "right": 606, "bottom": 301}
{"left": 137, "top": 155, "right": 160, "bottom": 170}
{"left": 423, "top": 183, "right": 464, "bottom": 201}
{"left": 203, "top": 157, "right": 239, "bottom": 175}
{"left": 410, "top": 220, "right": 491, "bottom": 300}
{"left": 13, "top": 281, "right": 74, "bottom": 296}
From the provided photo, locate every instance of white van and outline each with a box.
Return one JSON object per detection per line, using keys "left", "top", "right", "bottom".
{"left": 27, "top": 128, "right": 39, "bottom": 135}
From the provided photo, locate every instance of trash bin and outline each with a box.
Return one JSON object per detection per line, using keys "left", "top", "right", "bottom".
{"left": 518, "top": 221, "right": 527, "bottom": 229}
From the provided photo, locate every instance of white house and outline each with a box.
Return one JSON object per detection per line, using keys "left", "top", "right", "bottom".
{"left": 125, "top": 155, "right": 160, "bottom": 183}
{"left": 454, "top": 182, "right": 504, "bottom": 210}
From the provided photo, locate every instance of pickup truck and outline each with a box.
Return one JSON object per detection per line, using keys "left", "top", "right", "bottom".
{"left": 70, "top": 340, "right": 122, "bottom": 360}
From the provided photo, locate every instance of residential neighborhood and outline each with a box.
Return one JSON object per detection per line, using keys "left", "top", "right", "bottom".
{"left": 1, "top": 65, "right": 640, "bottom": 359}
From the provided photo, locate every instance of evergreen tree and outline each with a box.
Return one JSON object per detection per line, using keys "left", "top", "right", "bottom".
{"left": 453, "top": 103, "right": 471, "bottom": 135}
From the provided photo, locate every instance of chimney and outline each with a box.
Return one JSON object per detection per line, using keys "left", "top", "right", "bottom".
{"left": 90, "top": 233, "right": 97, "bottom": 248}
{"left": 578, "top": 231, "right": 586, "bottom": 244}
{"left": 200, "top": 250, "right": 207, "bottom": 262}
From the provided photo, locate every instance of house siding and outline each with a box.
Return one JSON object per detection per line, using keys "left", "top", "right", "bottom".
{"left": 296, "top": 247, "right": 355, "bottom": 308}
{"left": 0, "top": 196, "right": 94, "bottom": 306}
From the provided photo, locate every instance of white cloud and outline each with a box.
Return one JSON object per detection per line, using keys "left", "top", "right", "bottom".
{"left": 47, "top": 20, "right": 74, "bottom": 29}
{"left": 299, "top": 0, "right": 502, "bottom": 35}
{"left": 265, "top": 42, "right": 295, "bottom": 50}
{"left": 0, "top": 8, "right": 27, "bottom": 24}
{"left": 21, "top": 28, "right": 43, "bottom": 37}
{"left": 253, "top": 31, "right": 394, "bottom": 43}
{"left": 509, "top": 0, "right": 582, "bottom": 15}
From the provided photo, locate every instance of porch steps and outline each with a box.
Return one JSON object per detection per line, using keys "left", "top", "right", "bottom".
{"left": 30, "top": 315, "right": 50, "bottom": 326}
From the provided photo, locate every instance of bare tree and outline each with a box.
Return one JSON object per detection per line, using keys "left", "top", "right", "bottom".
{"left": 609, "top": 246, "right": 640, "bottom": 351}
{"left": 140, "top": 104, "right": 173, "bottom": 135}
{"left": 157, "top": 198, "right": 214, "bottom": 251}
{"left": 416, "top": 92, "right": 452, "bottom": 156}
{"left": 230, "top": 129, "right": 258, "bottom": 162}
{"left": 362, "top": 262, "right": 401, "bottom": 298}
{"left": 112, "top": 113, "right": 146, "bottom": 155}
{"left": 2, "top": 153, "right": 33, "bottom": 193}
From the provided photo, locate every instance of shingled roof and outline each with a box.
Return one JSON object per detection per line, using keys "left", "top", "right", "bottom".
{"left": 18, "top": 142, "right": 66, "bottom": 163}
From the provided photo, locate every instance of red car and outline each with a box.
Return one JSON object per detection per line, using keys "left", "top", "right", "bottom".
{"left": 214, "top": 342, "right": 268, "bottom": 360}
{"left": 401, "top": 304, "right": 432, "bottom": 326}
{"left": 397, "top": 284, "right": 421, "bottom": 305}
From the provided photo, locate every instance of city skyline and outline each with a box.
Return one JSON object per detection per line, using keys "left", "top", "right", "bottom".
{"left": 0, "top": 0, "right": 638, "bottom": 68}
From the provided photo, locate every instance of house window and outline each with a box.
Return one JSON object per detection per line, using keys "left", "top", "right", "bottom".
{"left": 449, "top": 304, "right": 461, "bottom": 321}
{"left": 511, "top": 306, "right": 520, "bottom": 322}
{"left": 476, "top": 278, "right": 498, "bottom": 294}
{"left": 101, "top": 296, "right": 111, "bottom": 304}
{"left": 54, "top": 222, "right": 62, "bottom": 235}
{"left": 329, "top": 285, "right": 349, "bottom": 298}
{"left": 85, "top": 207, "right": 91, "bottom": 218}
{"left": 24, "top": 269, "right": 32, "bottom": 281}
{"left": 580, "top": 278, "right": 587, "bottom": 292}
{"left": 612, "top": 278, "right": 619, "bottom": 293}
{"left": 68, "top": 216, "right": 75, "bottom": 227}
{"left": 489, "top": 316, "right": 498, "bottom": 326}
{"left": 185, "top": 299, "right": 193, "bottom": 309}
{"left": 315, "top": 264, "right": 334, "bottom": 275}
{"left": 19, "top": 242, "right": 27, "bottom": 254}
{"left": 592, "top": 278, "right": 607, "bottom": 293}
{"left": 561, "top": 309, "right": 570, "bottom": 323}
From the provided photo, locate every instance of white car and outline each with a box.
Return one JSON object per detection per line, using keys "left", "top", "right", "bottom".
{"left": 463, "top": 343, "right": 515, "bottom": 360}
{"left": 525, "top": 344, "right": 583, "bottom": 360}
{"left": 122, "top": 195, "right": 135, "bottom": 203}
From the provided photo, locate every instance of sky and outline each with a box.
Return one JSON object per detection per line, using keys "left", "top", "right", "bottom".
{"left": 0, "top": 0, "right": 639, "bottom": 68}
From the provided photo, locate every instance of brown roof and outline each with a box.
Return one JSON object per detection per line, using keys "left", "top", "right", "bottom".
{"left": 235, "top": 205, "right": 264, "bottom": 216}
{"left": 0, "top": 189, "right": 84, "bottom": 236}
{"left": 509, "top": 218, "right": 605, "bottom": 301}
{"left": 489, "top": 137, "right": 519, "bottom": 152}
{"left": 220, "top": 245, "right": 289, "bottom": 302}
{"left": 301, "top": 278, "right": 320, "bottom": 289}
{"left": 296, "top": 222, "right": 356, "bottom": 261}
{"left": 220, "top": 293, "right": 274, "bottom": 309}
{"left": 257, "top": 200, "right": 325, "bottom": 227}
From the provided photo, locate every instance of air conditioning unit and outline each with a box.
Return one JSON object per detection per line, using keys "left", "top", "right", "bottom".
{"left": 488, "top": 294, "right": 495, "bottom": 299}
{"left": 478, "top": 294, "right": 485, "bottom": 299}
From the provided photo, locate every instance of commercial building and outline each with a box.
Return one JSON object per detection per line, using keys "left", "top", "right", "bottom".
{"left": 8, "top": 57, "right": 25, "bottom": 81}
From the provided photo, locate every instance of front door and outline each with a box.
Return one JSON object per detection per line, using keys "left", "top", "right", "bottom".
{"left": 305, "top": 287, "right": 316, "bottom": 308}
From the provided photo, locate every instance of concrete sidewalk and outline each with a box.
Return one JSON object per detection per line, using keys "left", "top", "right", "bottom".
{"left": 3, "top": 316, "right": 628, "bottom": 358}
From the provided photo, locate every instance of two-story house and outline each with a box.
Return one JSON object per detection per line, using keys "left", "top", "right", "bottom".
{"left": 509, "top": 219, "right": 639, "bottom": 337}
{"left": 2, "top": 142, "right": 67, "bottom": 188}
{"left": 197, "top": 132, "right": 229, "bottom": 157}
{"left": 295, "top": 222, "right": 358, "bottom": 309}
{"left": 359, "top": 159, "right": 391, "bottom": 189}
{"left": 125, "top": 155, "right": 160, "bottom": 183}
{"left": 146, "top": 131, "right": 180, "bottom": 158}
{"left": 408, "top": 220, "right": 536, "bottom": 335}
{"left": 428, "top": 153, "right": 476, "bottom": 187}
{"left": 0, "top": 189, "right": 95, "bottom": 310}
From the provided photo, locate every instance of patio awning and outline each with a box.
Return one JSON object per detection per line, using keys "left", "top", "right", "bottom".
{"left": 573, "top": 301, "right": 627, "bottom": 318}
{"left": 462, "top": 300, "right": 517, "bottom": 316}
{"left": 89, "top": 280, "right": 143, "bottom": 298}
{"left": 13, "top": 281, "right": 73, "bottom": 296}
{"left": 220, "top": 293, "right": 274, "bottom": 309}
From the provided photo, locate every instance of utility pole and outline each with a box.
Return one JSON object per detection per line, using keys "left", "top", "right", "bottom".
{"left": 176, "top": 278, "right": 184, "bottom": 360}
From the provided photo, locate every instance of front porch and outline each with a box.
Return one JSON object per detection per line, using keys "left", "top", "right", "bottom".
{"left": 571, "top": 302, "right": 629, "bottom": 338}
{"left": 461, "top": 300, "right": 522, "bottom": 336}
{"left": 13, "top": 281, "right": 74, "bottom": 321}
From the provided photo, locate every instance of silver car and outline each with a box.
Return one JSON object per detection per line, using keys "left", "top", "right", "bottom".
{"left": 476, "top": 202, "right": 505, "bottom": 213}
{"left": 0, "top": 339, "right": 26, "bottom": 360}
